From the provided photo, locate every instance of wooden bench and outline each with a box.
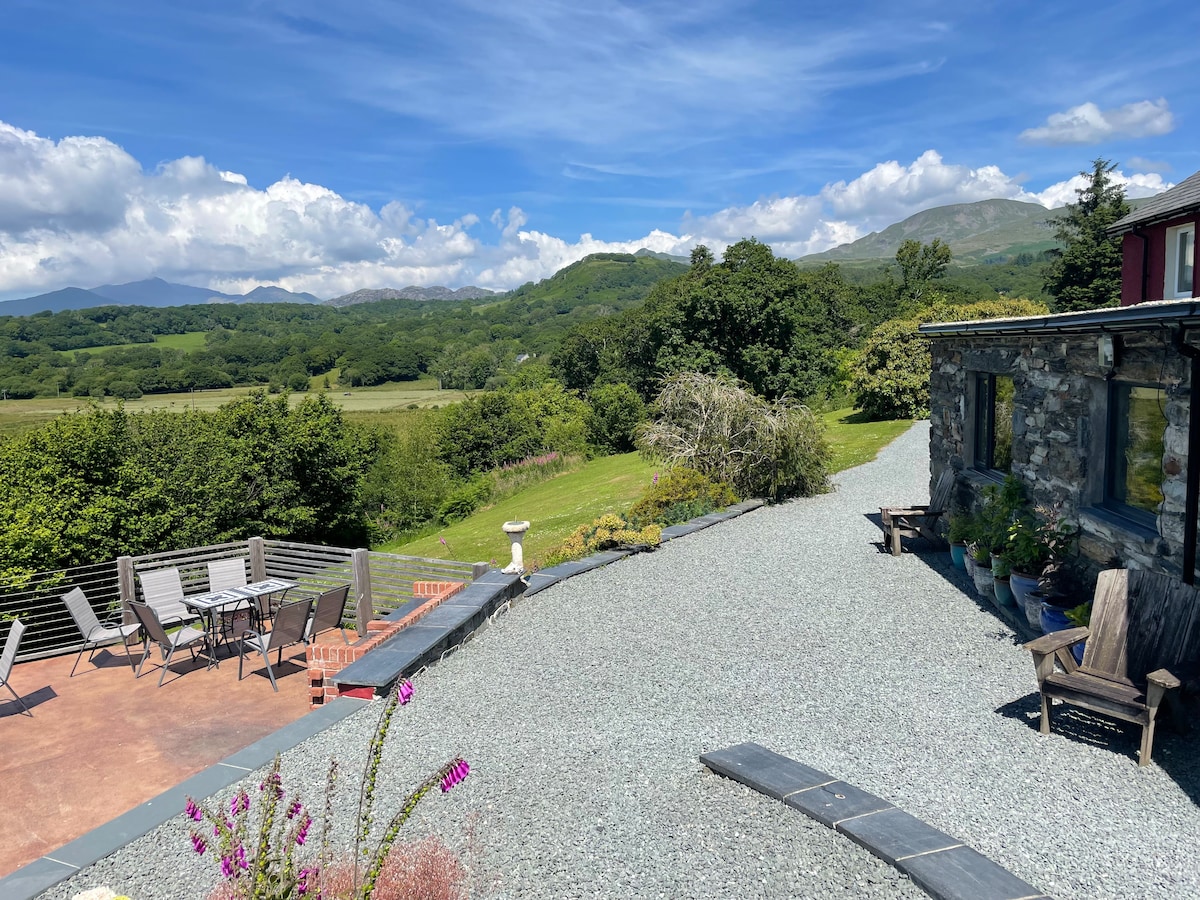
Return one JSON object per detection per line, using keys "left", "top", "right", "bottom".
{"left": 880, "top": 468, "right": 955, "bottom": 556}
{"left": 1024, "top": 568, "right": 1200, "bottom": 766}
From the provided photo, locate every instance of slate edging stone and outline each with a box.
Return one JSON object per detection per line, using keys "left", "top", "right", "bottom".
{"left": 701, "top": 742, "right": 1050, "bottom": 900}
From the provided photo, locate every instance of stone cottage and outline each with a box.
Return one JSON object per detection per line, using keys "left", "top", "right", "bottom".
{"left": 919, "top": 171, "right": 1200, "bottom": 584}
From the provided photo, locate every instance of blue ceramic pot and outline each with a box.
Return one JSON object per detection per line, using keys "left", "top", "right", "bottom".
{"left": 950, "top": 543, "right": 967, "bottom": 569}
{"left": 1039, "top": 600, "right": 1085, "bottom": 664}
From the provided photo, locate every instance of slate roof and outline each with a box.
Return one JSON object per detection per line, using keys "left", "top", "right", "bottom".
{"left": 1110, "top": 169, "right": 1200, "bottom": 234}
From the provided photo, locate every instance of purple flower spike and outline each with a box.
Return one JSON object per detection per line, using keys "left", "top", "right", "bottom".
{"left": 221, "top": 855, "right": 234, "bottom": 878}
{"left": 238, "top": 790, "right": 250, "bottom": 813}
{"left": 397, "top": 679, "right": 414, "bottom": 705}
{"left": 440, "top": 758, "right": 470, "bottom": 793}
{"left": 286, "top": 799, "right": 303, "bottom": 819}
{"left": 230, "top": 796, "right": 239, "bottom": 816}
{"left": 185, "top": 799, "right": 202, "bottom": 822}
{"left": 190, "top": 832, "right": 207, "bottom": 855}
{"left": 235, "top": 844, "right": 248, "bottom": 870}
{"left": 295, "top": 814, "right": 313, "bottom": 846}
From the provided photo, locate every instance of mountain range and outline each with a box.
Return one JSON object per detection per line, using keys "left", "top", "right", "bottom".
{"left": 0, "top": 194, "right": 1159, "bottom": 317}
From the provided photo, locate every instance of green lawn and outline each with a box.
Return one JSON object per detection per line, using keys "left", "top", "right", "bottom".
{"left": 386, "top": 407, "right": 915, "bottom": 568}
{"left": 821, "top": 408, "right": 914, "bottom": 472}
{"left": 381, "top": 453, "right": 658, "bottom": 568}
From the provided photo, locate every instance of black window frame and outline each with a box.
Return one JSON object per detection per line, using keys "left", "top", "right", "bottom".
{"left": 972, "top": 372, "right": 1013, "bottom": 475}
{"left": 1103, "top": 380, "right": 1167, "bottom": 529}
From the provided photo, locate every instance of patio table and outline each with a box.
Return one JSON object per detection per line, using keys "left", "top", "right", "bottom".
{"left": 182, "top": 578, "right": 299, "bottom": 668}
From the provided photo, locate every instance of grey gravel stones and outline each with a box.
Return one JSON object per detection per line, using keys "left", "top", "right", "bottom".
{"left": 39, "top": 423, "right": 1200, "bottom": 900}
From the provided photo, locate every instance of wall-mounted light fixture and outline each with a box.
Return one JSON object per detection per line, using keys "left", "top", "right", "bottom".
{"left": 1098, "top": 333, "right": 1118, "bottom": 377}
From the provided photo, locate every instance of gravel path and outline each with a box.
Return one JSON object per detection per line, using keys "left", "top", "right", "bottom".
{"left": 43, "top": 422, "right": 1200, "bottom": 899}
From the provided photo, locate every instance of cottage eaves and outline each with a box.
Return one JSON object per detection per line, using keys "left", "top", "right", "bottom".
{"left": 1110, "top": 170, "right": 1200, "bottom": 236}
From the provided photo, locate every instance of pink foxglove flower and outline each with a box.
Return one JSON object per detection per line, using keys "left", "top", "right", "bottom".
{"left": 440, "top": 758, "right": 470, "bottom": 792}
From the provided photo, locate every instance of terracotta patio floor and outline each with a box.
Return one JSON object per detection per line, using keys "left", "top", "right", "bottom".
{"left": 0, "top": 628, "right": 357, "bottom": 878}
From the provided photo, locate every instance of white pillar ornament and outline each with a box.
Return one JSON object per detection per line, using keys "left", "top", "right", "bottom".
{"left": 502, "top": 520, "right": 530, "bottom": 573}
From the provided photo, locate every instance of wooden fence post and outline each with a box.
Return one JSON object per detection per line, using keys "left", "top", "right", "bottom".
{"left": 117, "top": 556, "right": 135, "bottom": 624}
{"left": 248, "top": 537, "right": 266, "bottom": 581}
{"left": 352, "top": 548, "right": 373, "bottom": 631}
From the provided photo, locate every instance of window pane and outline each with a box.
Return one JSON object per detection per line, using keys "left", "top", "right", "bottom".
{"left": 993, "top": 375, "right": 1014, "bottom": 471}
{"left": 1112, "top": 385, "right": 1166, "bottom": 516}
{"left": 1178, "top": 229, "right": 1195, "bottom": 296}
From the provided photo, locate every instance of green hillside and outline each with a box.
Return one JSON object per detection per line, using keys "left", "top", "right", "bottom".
{"left": 503, "top": 252, "right": 688, "bottom": 311}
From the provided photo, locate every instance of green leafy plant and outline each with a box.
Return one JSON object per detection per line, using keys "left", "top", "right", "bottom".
{"left": 627, "top": 467, "right": 737, "bottom": 528}
{"left": 947, "top": 511, "right": 976, "bottom": 544}
{"left": 185, "top": 678, "right": 469, "bottom": 900}
{"left": 1005, "top": 504, "right": 1076, "bottom": 577}
{"left": 976, "top": 474, "right": 1025, "bottom": 554}
{"left": 543, "top": 513, "right": 662, "bottom": 566}
{"left": 1066, "top": 601, "right": 1092, "bottom": 628}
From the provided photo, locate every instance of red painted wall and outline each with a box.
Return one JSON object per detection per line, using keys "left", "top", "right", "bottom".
{"left": 1119, "top": 215, "right": 1195, "bottom": 305}
{"left": 1120, "top": 232, "right": 1144, "bottom": 306}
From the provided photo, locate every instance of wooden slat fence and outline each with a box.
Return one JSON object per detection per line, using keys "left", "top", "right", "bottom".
{"left": 2, "top": 538, "right": 484, "bottom": 662}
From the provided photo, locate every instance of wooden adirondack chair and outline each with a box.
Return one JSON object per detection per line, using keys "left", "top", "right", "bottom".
{"left": 1024, "top": 568, "right": 1200, "bottom": 766}
{"left": 880, "top": 468, "right": 956, "bottom": 556}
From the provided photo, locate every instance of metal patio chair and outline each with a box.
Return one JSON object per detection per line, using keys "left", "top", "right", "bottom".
{"left": 138, "top": 566, "right": 197, "bottom": 623}
{"left": 0, "top": 618, "right": 31, "bottom": 716}
{"left": 305, "top": 584, "right": 351, "bottom": 645}
{"left": 128, "top": 600, "right": 210, "bottom": 686}
{"left": 238, "top": 596, "right": 313, "bottom": 692}
{"left": 62, "top": 586, "right": 143, "bottom": 677}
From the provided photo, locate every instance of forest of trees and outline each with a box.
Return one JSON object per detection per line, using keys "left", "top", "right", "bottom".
{"left": 0, "top": 170, "right": 1131, "bottom": 572}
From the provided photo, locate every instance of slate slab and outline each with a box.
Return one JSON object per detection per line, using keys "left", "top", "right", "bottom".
{"left": 899, "top": 844, "right": 1048, "bottom": 900}
{"left": 783, "top": 780, "right": 893, "bottom": 827}
{"left": 0, "top": 856, "right": 78, "bottom": 900}
{"left": 701, "top": 742, "right": 833, "bottom": 801}
{"left": 836, "top": 807, "right": 961, "bottom": 866}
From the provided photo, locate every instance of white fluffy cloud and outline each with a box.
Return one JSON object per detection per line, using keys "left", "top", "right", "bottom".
{"left": 0, "top": 123, "right": 1178, "bottom": 302}
{"left": 1020, "top": 99, "right": 1175, "bottom": 145}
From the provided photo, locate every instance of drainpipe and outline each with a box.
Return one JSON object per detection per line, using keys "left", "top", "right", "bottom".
{"left": 1135, "top": 228, "right": 1149, "bottom": 304}
{"left": 1172, "top": 328, "right": 1200, "bottom": 584}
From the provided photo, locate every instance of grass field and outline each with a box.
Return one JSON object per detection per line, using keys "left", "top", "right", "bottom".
{"left": 387, "top": 407, "right": 916, "bottom": 568}
{"left": 71, "top": 331, "right": 209, "bottom": 358}
{"left": 0, "top": 378, "right": 468, "bottom": 437}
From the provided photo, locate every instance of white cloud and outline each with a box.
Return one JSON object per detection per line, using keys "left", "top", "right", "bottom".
{"left": 0, "top": 124, "right": 1179, "bottom": 302}
{"left": 1019, "top": 99, "right": 1175, "bottom": 145}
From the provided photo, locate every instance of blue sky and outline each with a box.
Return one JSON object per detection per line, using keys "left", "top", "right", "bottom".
{"left": 0, "top": 0, "right": 1196, "bottom": 300}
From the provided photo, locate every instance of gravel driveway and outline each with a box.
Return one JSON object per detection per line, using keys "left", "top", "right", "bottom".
{"left": 43, "top": 422, "right": 1200, "bottom": 899}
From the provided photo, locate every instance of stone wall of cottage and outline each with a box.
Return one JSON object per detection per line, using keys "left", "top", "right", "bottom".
{"left": 928, "top": 328, "right": 1195, "bottom": 581}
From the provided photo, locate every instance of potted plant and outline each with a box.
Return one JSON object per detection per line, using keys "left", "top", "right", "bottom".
{"left": 970, "top": 540, "right": 995, "bottom": 599}
{"left": 1006, "top": 505, "right": 1077, "bottom": 629}
{"left": 947, "top": 512, "right": 974, "bottom": 570}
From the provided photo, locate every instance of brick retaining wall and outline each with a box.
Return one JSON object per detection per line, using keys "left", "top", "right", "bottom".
{"left": 306, "top": 580, "right": 465, "bottom": 707}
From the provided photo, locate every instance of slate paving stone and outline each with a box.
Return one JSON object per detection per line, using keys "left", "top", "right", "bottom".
{"left": 784, "top": 780, "right": 893, "bottom": 827}
{"left": 835, "top": 807, "right": 962, "bottom": 866}
{"left": 0, "top": 856, "right": 77, "bottom": 900}
{"left": 701, "top": 742, "right": 833, "bottom": 801}
{"left": 898, "top": 845, "right": 1046, "bottom": 900}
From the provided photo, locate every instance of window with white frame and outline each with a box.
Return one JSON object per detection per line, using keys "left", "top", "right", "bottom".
{"left": 1165, "top": 223, "right": 1195, "bottom": 299}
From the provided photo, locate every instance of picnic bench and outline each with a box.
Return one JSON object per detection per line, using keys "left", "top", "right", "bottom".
{"left": 880, "top": 468, "right": 955, "bottom": 556}
{"left": 1024, "top": 567, "right": 1200, "bottom": 766}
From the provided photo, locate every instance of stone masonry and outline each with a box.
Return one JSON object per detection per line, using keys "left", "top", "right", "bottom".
{"left": 927, "top": 326, "right": 1194, "bottom": 582}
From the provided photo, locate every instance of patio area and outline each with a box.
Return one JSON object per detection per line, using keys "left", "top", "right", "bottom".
{"left": 8, "top": 422, "right": 1200, "bottom": 899}
{"left": 0, "top": 625, "right": 357, "bottom": 878}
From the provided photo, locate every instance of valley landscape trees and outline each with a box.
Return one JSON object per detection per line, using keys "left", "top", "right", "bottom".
{"left": 0, "top": 194, "right": 1092, "bottom": 570}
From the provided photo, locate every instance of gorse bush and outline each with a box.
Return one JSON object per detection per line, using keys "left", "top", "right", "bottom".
{"left": 627, "top": 468, "right": 737, "bottom": 527}
{"left": 543, "top": 513, "right": 662, "bottom": 566}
